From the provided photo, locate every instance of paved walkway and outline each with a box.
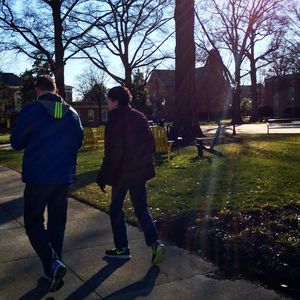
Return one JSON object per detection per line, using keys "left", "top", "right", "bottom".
{"left": 0, "top": 167, "right": 293, "bottom": 300}
{"left": 202, "top": 123, "right": 300, "bottom": 135}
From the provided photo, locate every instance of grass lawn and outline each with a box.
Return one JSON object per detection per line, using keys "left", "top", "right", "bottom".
{"left": 76, "top": 134, "right": 300, "bottom": 222}
{"left": 1, "top": 134, "right": 299, "bottom": 222}
{"left": 1, "top": 134, "right": 299, "bottom": 296}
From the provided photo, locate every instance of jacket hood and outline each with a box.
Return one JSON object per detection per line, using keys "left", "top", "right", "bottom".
{"left": 37, "top": 93, "right": 70, "bottom": 119}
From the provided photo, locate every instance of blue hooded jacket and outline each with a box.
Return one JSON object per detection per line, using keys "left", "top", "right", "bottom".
{"left": 10, "top": 93, "right": 83, "bottom": 184}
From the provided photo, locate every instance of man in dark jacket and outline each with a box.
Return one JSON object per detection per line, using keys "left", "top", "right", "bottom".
{"left": 10, "top": 75, "right": 83, "bottom": 292}
{"left": 96, "top": 86, "right": 165, "bottom": 265}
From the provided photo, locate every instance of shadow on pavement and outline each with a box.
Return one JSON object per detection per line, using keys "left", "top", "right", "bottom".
{"left": 0, "top": 196, "right": 24, "bottom": 226}
{"left": 103, "top": 265, "right": 160, "bottom": 300}
{"left": 70, "top": 170, "right": 97, "bottom": 192}
{"left": 64, "top": 257, "right": 129, "bottom": 300}
{"left": 18, "top": 277, "right": 50, "bottom": 300}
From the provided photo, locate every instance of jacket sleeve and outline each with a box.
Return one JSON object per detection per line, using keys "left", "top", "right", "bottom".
{"left": 75, "top": 115, "right": 84, "bottom": 150}
{"left": 96, "top": 122, "right": 124, "bottom": 186}
{"left": 10, "top": 105, "right": 32, "bottom": 151}
{"left": 70, "top": 106, "right": 84, "bottom": 150}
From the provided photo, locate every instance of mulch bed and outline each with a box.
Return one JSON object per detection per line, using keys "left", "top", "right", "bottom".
{"left": 156, "top": 204, "right": 299, "bottom": 298}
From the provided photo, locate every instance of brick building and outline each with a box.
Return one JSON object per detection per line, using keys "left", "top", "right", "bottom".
{"left": 72, "top": 101, "right": 108, "bottom": 127}
{"left": 147, "top": 49, "right": 231, "bottom": 121}
{"left": 264, "top": 73, "right": 300, "bottom": 118}
{"left": 0, "top": 73, "right": 23, "bottom": 127}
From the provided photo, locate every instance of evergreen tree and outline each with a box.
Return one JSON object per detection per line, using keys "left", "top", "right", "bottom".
{"left": 131, "top": 70, "right": 152, "bottom": 116}
{"left": 19, "top": 57, "right": 52, "bottom": 104}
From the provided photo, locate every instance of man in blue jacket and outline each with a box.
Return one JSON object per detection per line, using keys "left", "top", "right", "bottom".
{"left": 10, "top": 75, "right": 83, "bottom": 292}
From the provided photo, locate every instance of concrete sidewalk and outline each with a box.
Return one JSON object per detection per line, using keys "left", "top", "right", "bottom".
{"left": 0, "top": 167, "right": 292, "bottom": 300}
{"left": 202, "top": 123, "right": 300, "bottom": 135}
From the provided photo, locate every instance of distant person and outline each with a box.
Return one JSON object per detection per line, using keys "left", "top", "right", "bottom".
{"left": 96, "top": 86, "right": 165, "bottom": 265}
{"left": 10, "top": 75, "right": 83, "bottom": 292}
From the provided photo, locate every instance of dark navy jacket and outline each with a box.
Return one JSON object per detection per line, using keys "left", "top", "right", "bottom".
{"left": 10, "top": 93, "right": 83, "bottom": 184}
{"left": 97, "top": 105, "right": 155, "bottom": 187}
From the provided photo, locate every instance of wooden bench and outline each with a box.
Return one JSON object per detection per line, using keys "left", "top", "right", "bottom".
{"left": 150, "top": 125, "right": 174, "bottom": 160}
{"left": 195, "top": 122, "right": 223, "bottom": 158}
{"left": 267, "top": 118, "right": 300, "bottom": 134}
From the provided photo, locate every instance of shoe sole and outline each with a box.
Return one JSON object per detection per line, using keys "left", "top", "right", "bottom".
{"left": 152, "top": 244, "right": 166, "bottom": 266}
{"left": 105, "top": 254, "right": 131, "bottom": 259}
{"left": 49, "top": 265, "right": 67, "bottom": 292}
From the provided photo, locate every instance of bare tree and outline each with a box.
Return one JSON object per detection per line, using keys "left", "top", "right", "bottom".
{"left": 195, "top": 0, "right": 258, "bottom": 124}
{"left": 0, "top": 0, "right": 104, "bottom": 99}
{"left": 266, "top": 0, "right": 300, "bottom": 76}
{"left": 285, "top": 0, "right": 300, "bottom": 71}
{"left": 244, "top": 0, "right": 287, "bottom": 121}
{"left": 76, "top": 66, "right": 108, "bottom": 123}
{"left": 76, "top": 67, "right": 108, "bottom": 100}
{"left": 77, "top": 0, "right": 174, "bottom": 91}
{"left": 195, "top": 0, "right": 288, "bottom": 122}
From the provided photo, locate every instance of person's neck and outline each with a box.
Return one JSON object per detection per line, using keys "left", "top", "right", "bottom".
{"left": 37, "top": 90, "right": 54, "bottom": 97}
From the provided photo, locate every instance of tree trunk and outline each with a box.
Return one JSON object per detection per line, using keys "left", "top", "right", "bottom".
{"left": 174, "top": 0, "right": 202, "bottom": 144}
{"left": 51, "top": 1, "right": 66, "bottom": 100}
{"left": 249, "top": 60, "right": 259, "bottom": 122}
{"left": 232, "top": 68, "right": 243, "bottom": 125}
{"left": 124, "top": 63, "right": 132, "bottom": 92}
{"left": 249, "top": 38, "right": 259, "bottom": 122}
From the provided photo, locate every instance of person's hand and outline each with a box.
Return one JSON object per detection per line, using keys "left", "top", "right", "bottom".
{"left": 98, "top": 182, "right": 106, "bottom": 194}
{"left": 96, "top": 171, "right": 106, "bottom": 193}
{"left": 96, "top": 178, "right": 106, "bottom": 193}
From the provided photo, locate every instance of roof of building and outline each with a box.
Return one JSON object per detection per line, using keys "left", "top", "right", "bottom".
{"left": 0, "top": 72, "right": 23, "bottom": 87}
{"left": 150, "top": 68, "right": 205, "bottom": 86}
{"left": 265, "top": 72, "right": 300, "bottom": 82}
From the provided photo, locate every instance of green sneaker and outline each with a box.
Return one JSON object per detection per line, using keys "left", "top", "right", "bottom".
{"left": 105, "top": 248, "right": 131, "bottom": 259}
{"left": 152, "top": 243, "right": 166, "bottom": 265}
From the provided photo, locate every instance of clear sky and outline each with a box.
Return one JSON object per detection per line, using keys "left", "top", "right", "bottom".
{"left": 1, "top": 52, "right": 87, "bottom": 89}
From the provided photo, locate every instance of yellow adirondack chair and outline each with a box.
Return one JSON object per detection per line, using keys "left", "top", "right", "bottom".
{"left": 82, "top": 127, "right": 96, "bottom": 149}
{"left": 150, "top": 126, "right": 174, "bottom": 160}
{"left": 82, "top": 126, "right": 105, "bottom": 150}
{"left": 93, "top": 126, "right": 105, "bottom": 149}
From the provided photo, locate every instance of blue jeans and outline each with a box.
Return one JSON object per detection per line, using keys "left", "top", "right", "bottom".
{"left": 110, "top": 182, "right": 158, "bottom": 248}
{"left": 23, "top": 184, "right": 69, "bottom": 275}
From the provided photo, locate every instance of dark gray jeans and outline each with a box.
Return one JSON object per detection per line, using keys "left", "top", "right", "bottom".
{"left": 24, "top": 184, "right": 69, "bottom": 275}
{"left": 110, "top": 183, "right": 158, "bottom": 249}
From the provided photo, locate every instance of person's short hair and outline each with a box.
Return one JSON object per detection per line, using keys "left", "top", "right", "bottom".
{"left": 34, "top": 75, "right": 57, "bottom": 92}
{"left": 107, "top": 86, "right": 131, "bottom": 106}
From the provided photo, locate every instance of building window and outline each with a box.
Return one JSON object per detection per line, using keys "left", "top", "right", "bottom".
{"left": 101, "top": 109, "right": 108, "bottom": 122}
{"left": 88, "top": 109, "right": 94, "bottom": 122}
